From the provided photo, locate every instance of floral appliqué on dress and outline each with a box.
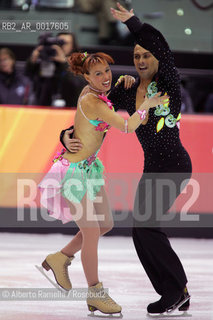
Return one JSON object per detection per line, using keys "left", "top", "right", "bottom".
{"left": 95, "top": 94, "right": 115, "bottom": 133}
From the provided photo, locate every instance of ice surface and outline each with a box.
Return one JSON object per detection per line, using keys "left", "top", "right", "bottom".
{"left": 0, "top": 233, "right": 212, "bottom": 320}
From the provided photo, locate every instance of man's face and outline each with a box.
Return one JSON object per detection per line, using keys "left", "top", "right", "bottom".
{"left": 133, "top": 44, "right": 159, "bottom": 80}
{"left": 57, "top": 34, "right": 74, "bottom": 57}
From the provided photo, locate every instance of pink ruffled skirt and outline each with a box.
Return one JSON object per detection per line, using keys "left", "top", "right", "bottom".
{"left": 38, "top": 151, "right": 104, "bottom": 224}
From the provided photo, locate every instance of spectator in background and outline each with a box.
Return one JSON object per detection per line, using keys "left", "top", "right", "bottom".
{"left": 204, "top": 93, "right": 213, "bottom": 113}
{"left": 0, "top": 0, "right": 12, "bottom": 8}
{"left": 25, "top": 32, "right": 85, "bottom": 107}
{"left": 57, "top": 32, "right": 79, "bottom": 56}
{"left": 0, "top": 48, "right": 31, "bottom": 105}
{"left": 75, "top": 0, "right": 129, "bottom": 44}
{"left": 57, "top": 32, "right": 86, "bottom": 107}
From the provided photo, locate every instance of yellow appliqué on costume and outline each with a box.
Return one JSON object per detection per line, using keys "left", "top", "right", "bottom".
{"left": 156, "top": 117, "right": 165, "bottom": 133}
{"left": 176, "top": 113, "right": 181, "bottom": 121}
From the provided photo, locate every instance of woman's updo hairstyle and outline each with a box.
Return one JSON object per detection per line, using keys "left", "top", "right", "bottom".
{"left": 68, "top": 52, "right": 114, "bottom": 75}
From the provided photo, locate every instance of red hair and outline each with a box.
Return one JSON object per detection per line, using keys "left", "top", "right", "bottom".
{"left": 67, "top": 52, "right": 114, "bottom": 75}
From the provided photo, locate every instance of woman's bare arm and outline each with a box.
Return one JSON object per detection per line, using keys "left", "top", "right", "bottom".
{"left": 83, "top": 92, "right": 169, "bottom": 133}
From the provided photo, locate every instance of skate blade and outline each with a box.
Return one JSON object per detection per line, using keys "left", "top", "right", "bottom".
{"left": 166, "top": 295, "right": 191, "bottom": 314}
{"left": 147, "top": 311, "right": 192, "bottom": 318}
{"left": 88, "top": 311, "right": 123, "bottom": 318}
{"left": 35, "top": 265, "right": 69, "bottom": 296}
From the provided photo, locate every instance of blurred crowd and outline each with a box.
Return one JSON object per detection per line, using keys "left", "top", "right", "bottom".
{"left": 0, "top": 32, "right": 86, "bottom": 108}
{"left": 0, "top": 0, "right": 212, "bottom": 112}
{"left": 25, "top": 32, "right": 86, "bottom": 107}
{"left": 1, "top": 34, "right": 213, "bottom": 113}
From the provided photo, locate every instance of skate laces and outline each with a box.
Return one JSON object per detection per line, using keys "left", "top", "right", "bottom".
{"left": 62, "top": 260, "right": 71, "bottom": 280}
{"left": 99, "top": 289, "right": 117, "bottom": 306}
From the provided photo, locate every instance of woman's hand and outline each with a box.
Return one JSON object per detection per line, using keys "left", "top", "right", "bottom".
{"left": 115, "top": 75, "right": 136, "bottom": 89}
{"left": 141, "top": 92, "right": 170, "bottom": 110}
{"left": 110, "top": 2, "right": 134, "bottom": 23}
{"left": 63, "top": 129, "right": 83, "bottom": 153}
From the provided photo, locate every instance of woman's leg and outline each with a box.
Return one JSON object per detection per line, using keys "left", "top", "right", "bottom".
{"left": 64, "top": 193, "right": 100, "bottom": 286}
{"left": 60, "top": 187, "right": 122, "bottom": 314}
{"left": 61, "top": 231, "right": 82, "bottom": 257}
{"left": 61, "top": 186, "right": 113, "bottom": 258}
{"left": 93, "top": 185, "right": 114, "bottom": 233}
{"left": 80, "top": 225, "right": 100, "bottom": 287}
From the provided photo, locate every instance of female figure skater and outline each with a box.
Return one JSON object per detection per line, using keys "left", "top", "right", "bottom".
{"left": 38, "top": 51, "right": 168, "bottom": 316}
{"left": 61, "top": 3, "right": 192, "bottom": 316}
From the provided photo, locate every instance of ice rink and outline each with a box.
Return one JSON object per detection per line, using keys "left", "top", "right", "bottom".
{"left": 0, "top": 233, "right": 213, "bottom": 320}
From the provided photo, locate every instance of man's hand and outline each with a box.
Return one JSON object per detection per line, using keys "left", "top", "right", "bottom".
{"left": 63, "top": 129, "right": 83, "bottom": 153}
{"left": 51, "top": 45, "right": 66, "bottom": 63}
{"left": 110, "top": 2, "right": 134, "bottom": 23}
{"left": 30, "top": 45, "right": 43, "bottom": 63}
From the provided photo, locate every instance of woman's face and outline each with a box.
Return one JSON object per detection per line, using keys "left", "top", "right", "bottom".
{"left": 0, "top": 53, "right": 15, "bottom": 73}
{"left": 85, "top": 61, "right": 112, "bottom": 93}
{"left": 133, "top": 44, "right": 159, "bottom": 80}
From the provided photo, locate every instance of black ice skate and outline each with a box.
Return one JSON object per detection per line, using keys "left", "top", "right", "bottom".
{"left": 147, "top": 288, "right": 191, "bottom": 318}
{"left": 178, "top": 288, "right": 190, "bottom": 312}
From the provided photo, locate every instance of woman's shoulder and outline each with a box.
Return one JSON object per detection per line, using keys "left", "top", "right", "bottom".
{"left": 79, "top": 93, "right": 100, "bottom": 114}
{"left": 80, "top": 92, "right": 98, "bottom": 105}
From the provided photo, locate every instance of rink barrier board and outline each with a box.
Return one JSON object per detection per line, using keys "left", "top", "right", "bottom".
{"left": 0, "top": 105, "right": 213, "bottom": 214}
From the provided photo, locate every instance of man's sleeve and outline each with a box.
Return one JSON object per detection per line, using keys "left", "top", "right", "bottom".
{"left": 125, "top": 16, "right": 181, "bottom": 118}
{"left": 108, "top": 82, "right": 127, "bottom": 111}
{"left": 125, "top": 16, "right": 173, "bottom": 64}
{"left": 60, "top": 125, "right": 74, "bottom": 150}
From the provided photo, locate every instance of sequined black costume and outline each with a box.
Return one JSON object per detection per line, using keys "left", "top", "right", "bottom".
{"left": 110, "top": 17, "right": 191, "bottom": 174}
{"left": 111, "top": 16, "right": 192, "bottom": 311}
{"left": 60, "top": 16, "right": 192, "bottom": 312}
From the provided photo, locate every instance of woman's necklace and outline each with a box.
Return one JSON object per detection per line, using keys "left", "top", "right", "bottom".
{"left": 88, "top": 85, "right": 105, "bottom": 94}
